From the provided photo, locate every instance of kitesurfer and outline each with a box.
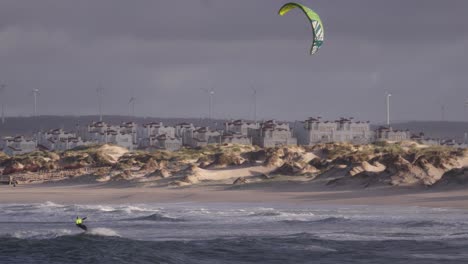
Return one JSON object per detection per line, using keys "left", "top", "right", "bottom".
{"left": 75, "top": 216, "right": 87, "bottom": 231}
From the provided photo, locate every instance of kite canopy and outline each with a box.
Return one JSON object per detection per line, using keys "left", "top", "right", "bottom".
{"left": 278, "top": 2, "right": 324, "bottom": 55}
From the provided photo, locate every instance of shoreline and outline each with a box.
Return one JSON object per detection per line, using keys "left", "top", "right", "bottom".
{"left": 2, "top": 183, "right": 468, "bottom": 209}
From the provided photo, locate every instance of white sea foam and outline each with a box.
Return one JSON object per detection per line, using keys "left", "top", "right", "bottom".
{"left": 411, "top": 253, "right": 468, "bottom": 260}
{"left": 39, "top": 201, "right": 64, "bottom": 208}
{"left": 11, "top": 229, "right": 73, "bottom": 239}
{"left": 302, "top": 245, "right": 338, "bottom": 252}
{"left": 87, "top": 228, "right": 120, "bottom": 237}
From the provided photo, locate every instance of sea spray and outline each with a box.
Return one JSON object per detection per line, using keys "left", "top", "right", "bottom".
{"left": 87, "top": 228, "right": 120, "bottom": 237}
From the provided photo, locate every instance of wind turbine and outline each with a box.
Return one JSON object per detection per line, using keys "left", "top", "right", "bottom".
{"left": 464, "top": 98, "right": 468, "bottom": 116}
{"left": 464, "top": 98, "right": 468, "bottom": 144}
{"left": 32, "top": 88, "right": 40, "bottom": 117}
{"left": 0, "top": 84, "right": 5, "bottom": 124}
{"left": 201, "top": 88, "right": 215, "bottom": 120}
{"left": 96, "top": 87, "right": 104, "bottom": 122}
{"left": 128, "top": 96, "right": 136, "bottom": 118}
{"left": 385, "top": 92, "right": 391, "bottom": 126}
{"left": 252, "top": 87, "right": 257, "bottom": 123}
{"left": 441, "top": 105, "right": 446, "bottom": 121}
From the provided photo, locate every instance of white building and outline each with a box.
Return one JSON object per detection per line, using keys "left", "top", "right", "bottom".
{"left": 96, "top": 129, "right": 134, "bottom": 150}
{"left": 221, "top": 132, "right": 252, "bottom": 145}
{"left": 136, "top": 122, "right": 182, "bottom": 151}
{"left": 412, "top": 133, "right": 468, "bottom": 148}
{"left": 0, "top": 136, "right": 37, "bottom": 156}
{"left": 140, "top": 134, "right": 182, "bottom": 151}
{"left": 251, "top": 120, "right": 297, "bottom": 148}
{"left": 175, "top": 123, "right": 196, "bottom": 146}
{"left": 139, "top": 122, "right": 176, "bottom": 139}
{"left": 86, "top": 121, "right": 116, "bottom": 141}
{"left": 224, "top": 120, "right": 259, "bottom": 136}
{"left": 54, "top": 137, "right": 88, "bottom": 151}
{"left": 299, "top": 117, "right": 373, "bottom": 145}
{"left": 86, "top": 121, "right": 135, "bottom": 150}
{"left": 180, "top": 127, "right": 222, "bottom": 148}
{"left": 37, "top": 128, "right": 87, "bottom": 151}
{"left": 119, "top": 122, "right": 138, "bottom": 145}
{"left": 375, "top": 126, "right": 411, "bottom": 142}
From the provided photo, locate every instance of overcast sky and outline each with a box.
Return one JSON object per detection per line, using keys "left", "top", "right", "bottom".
{"left": 0, "top": 0, "right": 467, "bottom": 122}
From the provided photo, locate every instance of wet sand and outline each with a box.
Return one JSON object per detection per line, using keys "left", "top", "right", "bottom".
{"left": 2, "top": 182, "right": 468, "bottom": 209}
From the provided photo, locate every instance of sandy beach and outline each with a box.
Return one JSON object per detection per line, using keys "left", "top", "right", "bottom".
{"left": 2, "top": 182, "right": 468, "bottom": 209}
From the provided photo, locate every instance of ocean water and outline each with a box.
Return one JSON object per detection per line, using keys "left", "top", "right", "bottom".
{"left": 1, "top": 202, "right": 468, "bottom": 263}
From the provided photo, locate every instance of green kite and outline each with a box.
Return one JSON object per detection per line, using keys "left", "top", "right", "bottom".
{"left": 278, "top": 2, "right": 324, "bottom": 55}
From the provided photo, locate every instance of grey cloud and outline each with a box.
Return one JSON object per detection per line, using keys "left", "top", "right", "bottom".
{"left": 0, "top": 0, "right": 467, "bottom": 122}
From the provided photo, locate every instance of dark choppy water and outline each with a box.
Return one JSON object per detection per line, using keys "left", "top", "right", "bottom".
{"left": 1, "top": 202, "right": 468, "bottom": 263}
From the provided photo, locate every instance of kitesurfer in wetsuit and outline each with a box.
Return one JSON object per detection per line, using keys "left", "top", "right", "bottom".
{"left": 75, "top": 216, "right": 87, "bottom": 231}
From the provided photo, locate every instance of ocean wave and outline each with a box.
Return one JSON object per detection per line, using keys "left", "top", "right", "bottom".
{"left": 122, "top": 213, "right": 184, "bottom": 222}
{"left": 39, "top": 201, "right": 65, "bottom": 208}
{"left": 400, "top": 220, "right": 458, "bottom": 228}
{"left": 247, "top": 209, "right": 316, "bottom": 219}
{"left": 1, "top": 228, "right": 120, "bottom": 240}
{"left": 1, "top": 231, "right": 468, "bottom": 263}
{"left": 4, "top": 229, "right": 73, "bottom": 240}
{"left": 248, "top": 211, "right": 282, "bottom": 217}
{"left": 410, "top": 253, "right": 468, "bottom": 260}
{"left": 282, "top": 216, "right": 349, "bottom": 224}
{"left": 315, "top": 231, "right": 468, "bottom": 242}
